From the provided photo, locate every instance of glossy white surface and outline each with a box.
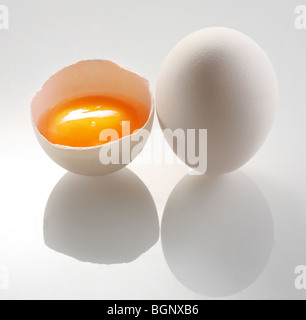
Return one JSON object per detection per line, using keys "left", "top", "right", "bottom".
{"left": 0, "top": 0, "right": 306, "bottom": 300}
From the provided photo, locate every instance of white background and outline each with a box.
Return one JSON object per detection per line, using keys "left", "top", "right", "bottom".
{"left": 0, "top": 0, "right": 306, "bottom": 300}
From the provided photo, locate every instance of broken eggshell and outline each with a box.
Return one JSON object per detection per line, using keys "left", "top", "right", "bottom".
{"left": 31, "top": 60, "right": 154, "bottom": 176}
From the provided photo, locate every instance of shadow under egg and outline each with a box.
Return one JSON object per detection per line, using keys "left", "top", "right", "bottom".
{"left": 161, "top": 171, "right": 274, "bottom": 298}
{"left": 44, "top": 168, "right": 160, "bottom": 264}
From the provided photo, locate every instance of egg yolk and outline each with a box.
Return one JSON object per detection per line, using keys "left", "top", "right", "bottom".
{"left": 37, "top": 95, "right": 149, "bottom": 148}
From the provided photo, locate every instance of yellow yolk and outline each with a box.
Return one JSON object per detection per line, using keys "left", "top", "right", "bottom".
{"left": 37, "top": 95, "right": 149, "bottom": 147}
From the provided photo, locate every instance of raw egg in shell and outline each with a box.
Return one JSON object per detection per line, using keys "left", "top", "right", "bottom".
{"left": 31, "top": 60, "right": 154, "bottom": 176}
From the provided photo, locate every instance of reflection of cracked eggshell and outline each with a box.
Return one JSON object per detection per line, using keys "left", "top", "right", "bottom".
{"left": 156, "top": 27, "right": 278, "bottom": 174}
{"left": 44, "top": 169, "right": 160, "bottom": 264}
{"left": 31, "top": 60, "right": 154, "bottom": 176}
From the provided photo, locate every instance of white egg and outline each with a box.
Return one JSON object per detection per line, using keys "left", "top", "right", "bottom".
{"left": 156, "top": 28, "right": 278, "bottom": 174}
{"left": 31, "top": 60, "right": 154, "bottom": 176}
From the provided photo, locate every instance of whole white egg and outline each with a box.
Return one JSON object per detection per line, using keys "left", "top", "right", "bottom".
{"left": 156, "top": 28, "right": 278, "bottom": 174}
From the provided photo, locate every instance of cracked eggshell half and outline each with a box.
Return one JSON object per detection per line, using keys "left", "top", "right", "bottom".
{"left": 31, "top": 60, "right": 154, "bottom": 176}
{"left": 156, "top": 27, "right": 279, "bottom": 174}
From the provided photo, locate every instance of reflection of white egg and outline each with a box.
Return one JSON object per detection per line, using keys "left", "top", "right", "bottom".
{"left": 156, "top": 28, "right": 278, "bottom": 174}
{"left": 31, "top": 60, "right": 154, "bottom": 176}
{"left": 162, "top": 171, "right": 273, "bottom": 297}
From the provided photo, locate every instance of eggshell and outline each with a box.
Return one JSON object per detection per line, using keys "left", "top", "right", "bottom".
{"left": 32, "top": 60, "right": 154, "bottom": 176}
{"left": 156, "top": 28, "right": 278, "bottom": 174}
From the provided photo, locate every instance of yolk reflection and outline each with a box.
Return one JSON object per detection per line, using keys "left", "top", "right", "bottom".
{"left": 37, "top": 95, "right": 149, "bottom": 147}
